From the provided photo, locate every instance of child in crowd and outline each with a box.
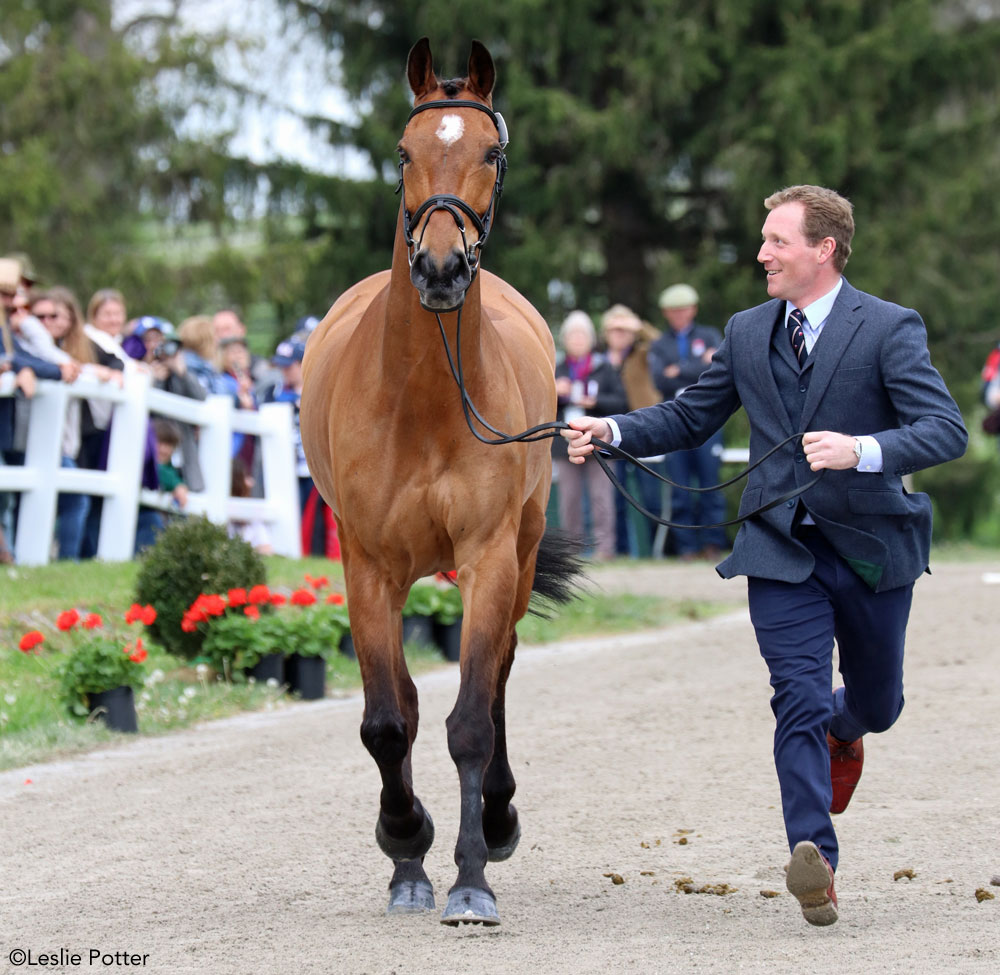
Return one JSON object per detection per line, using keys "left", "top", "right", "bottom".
{"left": 228, "top": 456, "right": 272, "bottom": 554}
{"left": 153, "top": 418, "right": 188, "bottom": 511}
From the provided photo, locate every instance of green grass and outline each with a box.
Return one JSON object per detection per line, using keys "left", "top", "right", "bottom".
{"left": 1, "top": 556, "right": 730, "bottom": 772}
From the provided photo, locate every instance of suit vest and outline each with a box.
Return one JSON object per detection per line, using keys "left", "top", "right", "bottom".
{"left": 769, "top": 311, "right": 815, "bottom": 432}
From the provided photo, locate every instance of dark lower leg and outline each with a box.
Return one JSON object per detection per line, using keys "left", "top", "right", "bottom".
{"left": 482, "top": 642, "right": 519, "bottom": 855}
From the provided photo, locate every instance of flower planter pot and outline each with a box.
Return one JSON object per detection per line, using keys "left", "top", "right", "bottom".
{"left": 402, "top": 614, "right": 434, "bottom": 648}
{"left": 87, "top": 685, "right": 138, "bottom": 734}
{"left": 287, "top": 653, "right": 326, "bottom": 700}
{"left": 339, "top": 632, "right": 356, "bottom": 659}
{"left": 248, "top": 652, "right": 284, "bottom": 685}
{"left": 434, "top": 616, "right": 463, "bottom": 662}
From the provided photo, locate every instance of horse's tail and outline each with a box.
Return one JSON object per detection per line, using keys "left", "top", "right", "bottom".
{"left": 529, "top": 526, "right": 587, "bottom": 615}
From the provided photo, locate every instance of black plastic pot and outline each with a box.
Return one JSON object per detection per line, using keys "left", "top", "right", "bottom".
{"left": 87, "top": 685, "right": 138, "bottom": 733}
{"left": 248, "top": 652, "right": 285, "bottom": 685}
{"left": 434, "top": 617, "right": 463, "bottom": 662}
{"left": 287, "top": 653, "right": 326, "bottom": 700}
{"left": 402, "top": 614, "right": 435, "bottom": 648}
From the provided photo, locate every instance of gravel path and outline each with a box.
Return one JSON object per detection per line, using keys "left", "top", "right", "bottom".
{"left": 2, "top": 558, "right": 998, "bottom": 974}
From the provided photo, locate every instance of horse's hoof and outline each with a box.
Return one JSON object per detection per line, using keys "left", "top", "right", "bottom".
{"left": 487, "top": 818, "right": 521, "bottom": 862}
{"left": 440, "top": 887, "right": 500, "bottom": 927}
{"left": 387, "top": 879, "right": 436, "bottom": 915}
{"left": 375, "top": 808, "right": 434, "bottom": 861}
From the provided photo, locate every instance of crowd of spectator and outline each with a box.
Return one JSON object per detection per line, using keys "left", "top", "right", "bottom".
{"left": 0, "top": 252, "right": 326, "bottom": 563}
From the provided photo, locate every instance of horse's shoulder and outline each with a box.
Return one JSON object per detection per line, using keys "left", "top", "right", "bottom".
{"left": 479, "top": 271, "right": 554, "bottom": 363}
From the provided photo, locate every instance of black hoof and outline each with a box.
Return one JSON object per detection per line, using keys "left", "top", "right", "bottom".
{"left": 375, "top": 807, "right": 434, "bottom": 862}
{"left": 387, "top": 878, "right": 435, "bottom": 914}
{"left": 441, "top": 887, "right": 500, "bottom": 927}
{"left": 487, "top": 818, "right": 521, "bottom": 862}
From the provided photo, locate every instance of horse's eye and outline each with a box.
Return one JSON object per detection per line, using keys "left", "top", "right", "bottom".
{"left": 398, "top": 149, "right": 410, "bottom": 165}
{"left": 485, "top": 147, "right": 502, "bottom": 165}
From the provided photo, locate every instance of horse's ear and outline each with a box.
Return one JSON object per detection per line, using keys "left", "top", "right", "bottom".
{"left": 467, "top": 40, "right": 495, "bottom": 100}
{"left": 407, "top": 37, "right": 437, "bottom": 98}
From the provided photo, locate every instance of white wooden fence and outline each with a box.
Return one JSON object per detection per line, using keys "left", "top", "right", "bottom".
{"left": 0, "top": 371, "right": 301, "bottom": 565}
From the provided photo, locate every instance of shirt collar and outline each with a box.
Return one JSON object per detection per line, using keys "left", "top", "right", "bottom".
{"left": 785, "top": 277, "right": 843, "bottom": 330}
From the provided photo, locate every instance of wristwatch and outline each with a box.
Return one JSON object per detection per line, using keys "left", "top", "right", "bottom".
{"left": 853, "top": 438, "right": 862, "bottom": 467}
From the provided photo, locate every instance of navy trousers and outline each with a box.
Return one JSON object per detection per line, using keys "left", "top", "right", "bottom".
{"left": 665, "top": 430, "right": 727, "bottom": 555}
{"left": 747, "top": 528, "right": 913, "bottom": 871}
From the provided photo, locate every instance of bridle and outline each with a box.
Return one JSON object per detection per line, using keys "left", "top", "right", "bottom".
{"left": 396, "top": 98, "right": 823, "bottom": 531}
{"left": 396, "top": 99, "right": 509, "bottom": 276}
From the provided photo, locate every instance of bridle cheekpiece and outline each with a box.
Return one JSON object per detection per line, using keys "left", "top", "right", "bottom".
{"left": 396, "top": 99, "right": 509, "bottom": 277}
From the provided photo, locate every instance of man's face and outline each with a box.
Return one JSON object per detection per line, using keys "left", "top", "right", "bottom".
{"left": 213, "top": 310, "right": 244, "bottom": 342}
{"left": 662, "top": 305, "right": 697, "bottom": 332}
{"left": 757, "top": 202, "right": 831, "bottom": 306}
{"left": 281, "top": 361, "right": 303, "bottom": 387}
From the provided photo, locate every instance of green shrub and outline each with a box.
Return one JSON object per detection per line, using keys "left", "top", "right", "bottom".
{"left": 134, "top": 517, "right": 266, "bottom": 659}
{"left": 434, "top": 586, "right": 463, "bottom": 625}
{"left": 403, "top": 584, "right": 440, "bottom": 618}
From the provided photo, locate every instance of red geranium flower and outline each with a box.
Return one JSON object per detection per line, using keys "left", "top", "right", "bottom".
{"left": 198, "top": 594, "right": 227, "bottom": 617}
{"left": 227, "top": 588, "right": 247, "bottom": 607}
{"left": 180, "top": 615, "right": 198, "bottom": 633}
{"left": 19, "top": 630, "right": 45, "bottom": 653}
{"left": 290, "top": 588, "right": 317, "bottom": 606}
{"left": 326, "top": 592, "right": 345, "bottom": 605}
{"left": 305, "top": 574, "right": 329, "bottom": 590}
{"left": 270, "top": 593, "right": 287, "bottom": 606}
{"left": 56, "top": 609, "right": 80, "bottom": 631}
{"left": 125, "top": 603, "right": 157, "bottom": 626}
{"left": 127, "top": 638, "right": 148, "bottom": 664}
{"left": 244, "top": 604, "right": 261, "bottom": 620}
{"left": 83, "top": 613, "right": 103, "bottom": 629}
{"left": 248, "top": 584, "right": 271, "bottom": 604}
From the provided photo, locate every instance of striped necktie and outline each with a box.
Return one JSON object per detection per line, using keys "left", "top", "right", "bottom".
{"left": 788, "top": 307, "right": 807, "bottom": 367}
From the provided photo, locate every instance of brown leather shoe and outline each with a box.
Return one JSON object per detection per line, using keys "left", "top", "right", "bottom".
{"left": 785, "top": 840, "right": 838, "bottom": 926}
{"left": 828, "top": 732, "right": 864, "bottom": 814}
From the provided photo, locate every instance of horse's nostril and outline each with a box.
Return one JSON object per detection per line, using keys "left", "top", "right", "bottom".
{"left": 410, "top": 249, "right": 471, "bottom": 295}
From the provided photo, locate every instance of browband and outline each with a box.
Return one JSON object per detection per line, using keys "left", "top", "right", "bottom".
{"left": 407, "top": 99, "right": 508, "bottom": 147}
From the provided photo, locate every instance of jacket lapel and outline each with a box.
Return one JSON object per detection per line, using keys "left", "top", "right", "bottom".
{"left": 799, "top": 279, "right": 863, "bottom": 429}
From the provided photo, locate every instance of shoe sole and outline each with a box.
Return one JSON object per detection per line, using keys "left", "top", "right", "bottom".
{"left": 786, "top": 841, "right": 838, "bottom": 926}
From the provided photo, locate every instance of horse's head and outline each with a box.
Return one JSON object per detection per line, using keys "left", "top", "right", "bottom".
{"left": 399, "top": 38, "right": 508, "bottom": 312}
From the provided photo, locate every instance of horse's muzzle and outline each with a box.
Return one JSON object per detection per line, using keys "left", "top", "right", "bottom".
{"left": 410, "top": 248, "right": 472, "bottom": 311}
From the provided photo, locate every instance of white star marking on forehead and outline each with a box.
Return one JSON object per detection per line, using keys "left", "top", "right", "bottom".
{"left": 435, "top": 115, "right": 464, "bottom": 145}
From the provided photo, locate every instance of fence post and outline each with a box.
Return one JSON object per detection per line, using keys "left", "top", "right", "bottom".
{"left": 15, "top": 382, "right": 67, "bottom": 566}
{"left": 198, "top": 394, "right": 234, "bottom": 524}
{"left": 97, "top": 372, "right": 150, "bottom": 561}
{"left": 258, "top": 401, "right": 302, "bottom": 558}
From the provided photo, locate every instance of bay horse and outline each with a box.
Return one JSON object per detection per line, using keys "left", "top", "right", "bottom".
{"left": 300, "top": 38, "right": 579, "bottom": 926}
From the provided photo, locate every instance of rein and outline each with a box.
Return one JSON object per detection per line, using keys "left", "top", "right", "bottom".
{"left": 398, "top": 95, "right": 823, "bottom": 531}
{"left": 434, "top": 306, "right": 825, "bottom": 532}
{"left": 397, "top": 99, "right": 508, "bottom": 276}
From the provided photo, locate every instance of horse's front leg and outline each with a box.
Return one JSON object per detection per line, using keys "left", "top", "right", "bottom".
{"left": 440, "top": 542, "right": 519, "bottom": 927}
{"left": 346, "top": 552, "right": 435, "bottom": 915}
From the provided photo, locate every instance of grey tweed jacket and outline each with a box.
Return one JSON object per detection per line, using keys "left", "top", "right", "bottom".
{"left": 610, "top": 279, "right": 968, "bottom": 592}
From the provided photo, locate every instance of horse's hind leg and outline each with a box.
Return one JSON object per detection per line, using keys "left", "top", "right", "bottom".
{"left": 348, "top": 559, "right": 435, "bottom": 914}
{"left": 481, "top": 630, "right": 521, "bottom": 862}
{"left": 482, "top": 506, "right": 543, "bottom": 861}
